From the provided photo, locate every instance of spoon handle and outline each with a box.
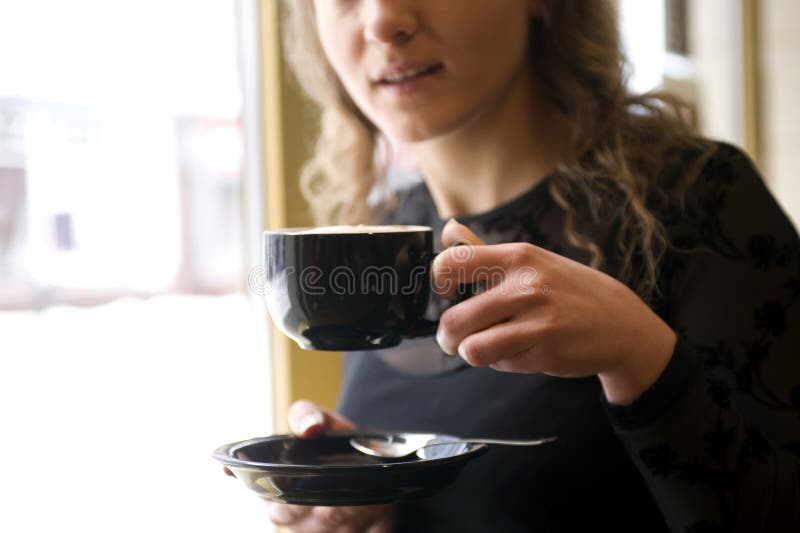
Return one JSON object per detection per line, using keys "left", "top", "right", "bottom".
{"left": 433, "top": 436, "right": 558, "bottom": 447}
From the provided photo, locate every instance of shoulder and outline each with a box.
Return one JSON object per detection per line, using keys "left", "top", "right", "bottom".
{"left": 690, "top": 141, "right": 760, "bottom": 192}
{"left": 655, "top": 140, "right": 751, "bottom": 193}
{"left": 655, "top": 139, "right": 799, "bottom": 272}
{"left": 648, "top": 140, "right": 800, "bottom": 314}
{"left": 650, "top": 140, "right": 772, "bottom": 228}
{"left": 673, "top": 141, "right": 788, "bottom": 228}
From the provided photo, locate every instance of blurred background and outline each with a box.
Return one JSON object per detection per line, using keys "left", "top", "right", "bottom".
{"left": 0, "top": 1, "right": 797, "bottom": 532}
{"left": 0, "top": 0, "right": 273, "bottom": 531}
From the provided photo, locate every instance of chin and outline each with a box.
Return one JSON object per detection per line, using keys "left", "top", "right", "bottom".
{"left": 387, "top": 127, "right": 440, "bottom": 144}
{"left": 380, "top": 113, "right": 467, "bottom": 145}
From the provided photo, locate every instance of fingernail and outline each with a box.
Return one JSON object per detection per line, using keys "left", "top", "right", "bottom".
{"left": 298, "top": 412, "right": 325, "bottom": 434}
{"left": 436, "top": 328, "right": 453, "bottom": 356}
{"left": 457, "top": 342, "right": 468, "bottom": 359}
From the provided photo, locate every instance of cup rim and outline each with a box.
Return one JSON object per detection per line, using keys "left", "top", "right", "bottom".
{"left": 264, "top": 225, "right": 433, "bottom": 235}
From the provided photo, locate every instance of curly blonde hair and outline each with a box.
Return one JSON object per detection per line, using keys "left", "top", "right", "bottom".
{"left": 281, "top": 0, "right": 714, "bottom": 304}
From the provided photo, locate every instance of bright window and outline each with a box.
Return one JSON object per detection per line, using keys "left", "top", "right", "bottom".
{"left": 0, "top": 1, "right": 273, "bottom": 531}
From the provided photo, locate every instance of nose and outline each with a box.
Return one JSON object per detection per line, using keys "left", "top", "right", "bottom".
{"left": 363, "top": 0, "right": 419, "bottom": 46}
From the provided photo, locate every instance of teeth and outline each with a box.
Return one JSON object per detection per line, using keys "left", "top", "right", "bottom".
{"left": 383, "top": 66, "right": 431, "bottom": 83}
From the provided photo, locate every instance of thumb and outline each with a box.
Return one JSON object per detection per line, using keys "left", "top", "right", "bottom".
{"left": 287, "top": 399, "right": 355, "bottom": 438}
{"left": 441, "top": 218, "right": 485, "bottom": 248}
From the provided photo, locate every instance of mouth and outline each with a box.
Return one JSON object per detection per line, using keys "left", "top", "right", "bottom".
{"left": 374, "top": 62, "right": 444, "bottom": 86}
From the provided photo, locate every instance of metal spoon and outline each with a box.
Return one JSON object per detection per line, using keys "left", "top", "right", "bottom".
{"left": 349, "top": 433, "right": 558, "bottom": 459}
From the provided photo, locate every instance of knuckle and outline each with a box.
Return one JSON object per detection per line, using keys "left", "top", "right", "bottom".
{"left": 515, "top": 243, "right": 537, "bottom": 264}
{"left": 439, "top": 308, "right": 461, "bottom": 338}
{"left": 472, "top": 265, "right": 500, "bottom": 289}
{"left": 507, "top": 347, "right": 539, "bottom": 373}
{"left": 460, "top": 337, "right": 485, "bottom": 366}
{"left": 314, "top": 506, "right": 347, "bottom": 527}
{"left": 541, "top": 313, "right": 556, "bottom": 333}
{"left": 511, "top": 266, "right": 540, "bottom": 295}
{"left": 268, "top": 503, "right": 307, "bottom": 526}
{"left": 450, "top": 242, "right": 476, "bottom": 264}
{"left": 541, "top": 303, "right": 561, "bottom": 330}
{"left": 503, "top": 243, "right": 525, "bottom": 268}
{"left": 432, "top": 250, "right": 453, "bottom": 273}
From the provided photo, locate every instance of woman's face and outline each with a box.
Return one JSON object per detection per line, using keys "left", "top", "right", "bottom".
{"left": 313, "top": 0, "right": 536, "bottom": 142}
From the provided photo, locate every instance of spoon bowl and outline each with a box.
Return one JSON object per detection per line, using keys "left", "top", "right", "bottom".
{"left": 349, "top": 433, "right": 558, "bottom": 459}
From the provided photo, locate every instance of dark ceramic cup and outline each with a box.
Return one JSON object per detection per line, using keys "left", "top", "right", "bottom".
{"left": 263, "top": 224, "right": 452, "bottom": 351}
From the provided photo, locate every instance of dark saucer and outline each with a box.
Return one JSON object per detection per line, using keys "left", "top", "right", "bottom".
{"left": 213, "top": 430, "right": 487, "bottom": 506}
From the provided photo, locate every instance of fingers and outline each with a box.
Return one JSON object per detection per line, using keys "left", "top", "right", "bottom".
{"left": 268, "top": 404, "right": 390, "bottom": 532}
{"left": 311, "top": 506, "right": 376, "bottom": 532}
{"left": 268, "top": 502, "right": 313, "bottom": 526}
{"left": 267, "top": 502, "right": 394, "bottom": 532}
{"left": 436, "top": 284, "right": 529, "bottom": 355}
{"left": 457, "top": 319, "right": 541, "bottom": 368}
{"left": 288, "top": 400, "right": 356, "bottom": 438}
{"left": 441, "top": 218, "right": 485, "bottom": 247}
{"left": 432, "top": 242, "right": 540, "bottom": 299}
{"left": 488, "top": 350, "right": 538, "bottom": 373}
{"left": 288, "top": 400, "right": 326, "bottom": 438}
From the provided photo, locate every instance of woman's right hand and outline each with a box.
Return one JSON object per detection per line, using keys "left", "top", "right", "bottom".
{"left": 232, "top": 400, "right": 397, "bottom": 533}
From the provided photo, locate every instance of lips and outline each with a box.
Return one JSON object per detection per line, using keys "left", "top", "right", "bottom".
{"left": 373, "top": 61, "right": 443, "bottom": 85}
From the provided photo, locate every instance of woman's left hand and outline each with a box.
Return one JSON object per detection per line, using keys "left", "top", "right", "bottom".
{"left": 432, "top": 219, "right": 678, "bottom": 406}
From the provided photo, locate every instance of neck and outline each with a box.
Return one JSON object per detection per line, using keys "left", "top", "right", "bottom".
{"left": 409, "top": 67, "right": 570, "bottom": 220}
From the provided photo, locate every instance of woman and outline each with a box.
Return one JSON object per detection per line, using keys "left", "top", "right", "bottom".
{"left": 262, "top": 1, "right": 800, "bottom": 531}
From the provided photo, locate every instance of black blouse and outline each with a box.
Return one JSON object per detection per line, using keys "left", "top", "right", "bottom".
{"left": 337, "top": 143, "right": 800, "bottom": 532}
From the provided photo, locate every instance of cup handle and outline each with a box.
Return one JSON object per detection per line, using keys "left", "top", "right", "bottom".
{"left": 406, "top": 318, "right": 440, "bottom": 338}
{"left": 406, "top": 241, "right": 477, "bottom": 339}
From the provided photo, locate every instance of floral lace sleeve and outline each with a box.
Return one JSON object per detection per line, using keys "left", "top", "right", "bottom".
{"left": 603, "top": 144, "right": 800, "bottom": 532}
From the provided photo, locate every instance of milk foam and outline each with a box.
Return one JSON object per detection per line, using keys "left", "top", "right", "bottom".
{"left": 275, "top": 225, "right": 431, "bottom": 235}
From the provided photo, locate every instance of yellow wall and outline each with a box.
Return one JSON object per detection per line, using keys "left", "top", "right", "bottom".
{"left": 260, "top": 0, "right": 343, "bottom": 432}
{"left": 686, "top": 0, "right": 799, "bottom": 226}
{"left": 758, "top": 0, "right": 800, "bottom": 229}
